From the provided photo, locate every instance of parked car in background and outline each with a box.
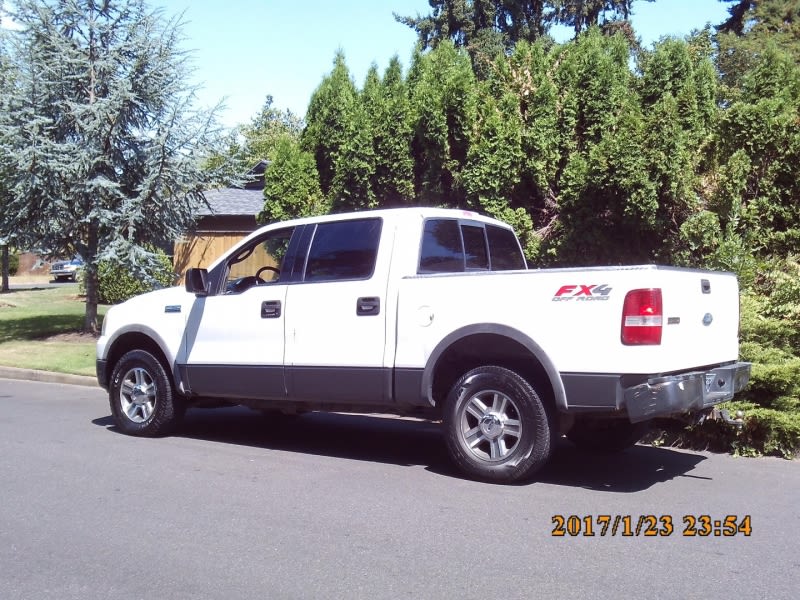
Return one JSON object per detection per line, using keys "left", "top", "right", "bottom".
{"left": 50, "top": 258, "right": 83, "bottom": 282}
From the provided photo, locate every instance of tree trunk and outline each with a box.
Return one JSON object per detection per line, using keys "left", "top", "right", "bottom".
{"left": 83, "top": 224, "right": 99, "bottom": 335}
{"left": 83, "top": 261, "right": 99, "bottom": 335}
{"left": 1, "top": 245, "right": 9, "bottom": 293}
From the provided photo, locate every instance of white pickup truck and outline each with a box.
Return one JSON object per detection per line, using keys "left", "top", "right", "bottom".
{"left": 97, "top": 207, "right": 750, "bottom": 482}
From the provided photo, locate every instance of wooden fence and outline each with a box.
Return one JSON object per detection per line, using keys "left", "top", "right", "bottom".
{"left": 173, "top": 233, "right": 247, "bottom": 276}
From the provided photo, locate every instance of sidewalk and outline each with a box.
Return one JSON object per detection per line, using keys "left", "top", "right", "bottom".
{"left": 0, "top": 365, "right": 97, "bottom": 387}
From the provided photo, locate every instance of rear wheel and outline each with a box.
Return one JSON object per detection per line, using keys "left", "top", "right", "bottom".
{"left": 566, "top": 418, "right": 649, "bottom": 453}
{"left": 109, "top": 349, "right": 185, "bottom": 436}
{"left": 443, "top": 366, "right": 554, "bottom": 483}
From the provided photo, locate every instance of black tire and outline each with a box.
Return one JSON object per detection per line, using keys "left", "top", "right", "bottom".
{"left": 566, "top": 418, "right": 649, "bottom": 453}
{"left": 443, "top": 366, "right": 554, "bottom": 483}
{"left": 109, "top": 349, "right": 185, "bottom": 437}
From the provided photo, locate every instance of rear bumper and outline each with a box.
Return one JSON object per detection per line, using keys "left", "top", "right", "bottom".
{"left": 623, "top": 362, "right": 751, "bottom": 423}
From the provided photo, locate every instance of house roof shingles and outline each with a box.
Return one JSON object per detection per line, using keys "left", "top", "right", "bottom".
{"left": 199, "top": 187, "right": 264, "bottom": 217}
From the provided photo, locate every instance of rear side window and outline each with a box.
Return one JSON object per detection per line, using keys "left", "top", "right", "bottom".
{"left": 462, "top": 224, "right": 489, "bottom": 269}
{"left": 419, "top": 219, "right": 463, "bottom": 273}
{"left": 419, "top": 218, "right": 525, "bottom": 274}
{"left": 487, "top": 225, "right": 526, "bottom": 270}
{"left": 304, "top": 218, "right": 382, "bottom": 282}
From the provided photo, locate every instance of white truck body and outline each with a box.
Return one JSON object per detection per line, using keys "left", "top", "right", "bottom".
{"left": 97, "top": 208, "right": 750, "bottom": 482}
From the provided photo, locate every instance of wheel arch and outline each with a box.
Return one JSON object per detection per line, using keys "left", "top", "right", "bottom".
{"left": 103, "top": 328, "right": 181, "bottom": 392}
{"left": 422, "top": 324, "right": 566, "bottom": 414}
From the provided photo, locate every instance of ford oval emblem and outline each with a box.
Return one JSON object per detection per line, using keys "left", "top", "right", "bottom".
{"left": 703, "top": 313, "right": 713, "bottom": 326}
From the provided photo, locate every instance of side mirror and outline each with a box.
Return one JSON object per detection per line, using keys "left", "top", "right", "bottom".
{"left": 185, "top": 268, "right": 210, "bottom": 296}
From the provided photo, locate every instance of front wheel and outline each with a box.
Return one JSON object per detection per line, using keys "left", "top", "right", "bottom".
{"left": 109, "top": 349, "right": 185, "bottom": 436}
{"left": 443, "top": 366, "right": 554, "bottom": 483}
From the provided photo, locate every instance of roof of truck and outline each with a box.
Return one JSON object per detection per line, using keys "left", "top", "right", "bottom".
{"left": 257, "top": 206, "right": 510, "bottom": 229}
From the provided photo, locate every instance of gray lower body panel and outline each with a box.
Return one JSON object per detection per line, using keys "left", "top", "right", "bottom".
{"left": 394, "top": 368, "right": 426, "bottom": 407}
{"left": 180, "top": 364, "right": 396, "bottom": 406}
{"left": 181, "top": 364, "right": 286, "bottom": 400}
{"left": 561, "top": 373, "right": 623, "bottom": 410}
{"left": 288, "top": 366, "right": 392, "bottom": 404}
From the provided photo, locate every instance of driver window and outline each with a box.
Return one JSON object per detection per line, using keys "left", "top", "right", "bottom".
{"left": 224, "top": 226, "right": 294, "bottom": 294}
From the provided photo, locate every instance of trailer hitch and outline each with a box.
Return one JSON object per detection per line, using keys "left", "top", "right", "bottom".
{"left": 704, "top": 407, "right": 745, "bottom": 429}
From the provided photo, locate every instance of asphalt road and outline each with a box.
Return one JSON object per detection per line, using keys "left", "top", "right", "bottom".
{"left": 1, "top": 379, "right": 798, "bottom": 600}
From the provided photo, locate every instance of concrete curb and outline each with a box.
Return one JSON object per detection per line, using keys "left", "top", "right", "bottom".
{"left": 0, "top": 366, "right": 98, "bottom": 388}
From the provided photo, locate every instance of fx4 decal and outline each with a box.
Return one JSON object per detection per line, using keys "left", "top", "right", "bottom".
{"left": 552, "top": 284, "right": 612, "bottom": 302}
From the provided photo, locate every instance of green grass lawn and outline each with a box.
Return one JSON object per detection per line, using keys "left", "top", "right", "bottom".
{"left": 0, "top": 282, "right": 107, "bottom": 376}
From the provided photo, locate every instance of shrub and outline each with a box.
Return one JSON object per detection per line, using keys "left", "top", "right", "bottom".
{"left": 737, "top": 261, "right": 800, "bottom": 410}
{"left": 8, "top": 251, "right": 19, "bottom": 276}
{"left": 85, "top": 247, "right": 176, "bottom": 304}
{"left": 647, "top": 402, "right": 800, "bottom": 459}
{"left": 732, "top": 405, "right": 800, "bottom": 458}
{"left": 647, "top": 257, "right": 800, "bottom": 458}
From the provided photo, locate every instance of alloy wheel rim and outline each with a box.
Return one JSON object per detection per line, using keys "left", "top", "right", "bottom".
{"left": 458, "top": 389, "right": 522, "bottom": 462}
{"left": 119, "top": 367, "right": 156, "bottom": 423}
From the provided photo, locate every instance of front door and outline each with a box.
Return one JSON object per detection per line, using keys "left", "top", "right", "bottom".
{"left": 179, "top": 226, "right": 295, "bottom": 400}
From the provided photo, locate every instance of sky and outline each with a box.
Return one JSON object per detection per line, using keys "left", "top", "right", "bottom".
{"left": 156, "top": 0, "right": 732, "bottom": 129}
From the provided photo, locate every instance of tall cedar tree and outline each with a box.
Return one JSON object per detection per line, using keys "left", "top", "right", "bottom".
{"left": 548, "top": 29, "right": 658, "bottom": 264}
{"left": 717, "top": 45, "right": 800, "bottom": 257}
{"left": 302, "top": 51, "right": 358, "bottom": 199}
{"left": 407, "top": 42, "right": 477, "bottom": 206}
{"left": 639, "top": 36, "right": 718, "bottom": 260}
{"left": 259, "top": 136, "right": 326, "bottom": 224}
{"left": 0, "top": 0, "right": 228, "bottom": 332}
{"left": 329, "top": 73, "right": 377, "bottom": 212}
{"left": 364, "top": 58, "right": 415, "bottom": 207}
{"left": 485, "top": 40, "right": 560, "bottom": 244}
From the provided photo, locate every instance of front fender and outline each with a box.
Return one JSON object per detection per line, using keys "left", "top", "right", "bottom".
{"left": 98, "top": 324, "right": 186, "bottom": 393}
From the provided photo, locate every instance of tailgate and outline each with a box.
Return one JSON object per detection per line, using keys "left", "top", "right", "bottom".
{"left": 657, "top": 269, "right": 741, "bottom": 371}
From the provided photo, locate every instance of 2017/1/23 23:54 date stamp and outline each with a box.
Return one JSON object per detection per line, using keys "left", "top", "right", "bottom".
{"left": 551, "top": 514, "right": 752, "bottom": 537}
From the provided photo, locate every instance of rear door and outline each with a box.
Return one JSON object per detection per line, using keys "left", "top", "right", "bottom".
{"left": 283, "top": 217, "right": 391, "bottom": 404}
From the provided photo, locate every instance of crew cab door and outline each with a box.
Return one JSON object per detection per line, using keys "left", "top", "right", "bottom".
{"left": 178, "top": 226, "right": 297, "bottom": 400}
{"left": 283, "top": 217, "right": 391, "bottom": 404}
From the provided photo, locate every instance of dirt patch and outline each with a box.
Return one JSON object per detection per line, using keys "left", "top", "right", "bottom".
{"left": 45, "top": 332, "right": 99, "bottom": 343}
{"left": 0, "top": 301, "right": 17, "bottom": 308}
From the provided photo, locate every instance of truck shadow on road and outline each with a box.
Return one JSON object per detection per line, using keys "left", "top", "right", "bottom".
{"left": 97, "top": 406, "right": 708, "bottom": 491}
{"left": 536, "top": 443, "right": 708, "bottom": 492}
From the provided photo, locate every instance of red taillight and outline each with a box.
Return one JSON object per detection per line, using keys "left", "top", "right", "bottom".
{"left": 621, "top": 288, "right": 663, "bottom": 345}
